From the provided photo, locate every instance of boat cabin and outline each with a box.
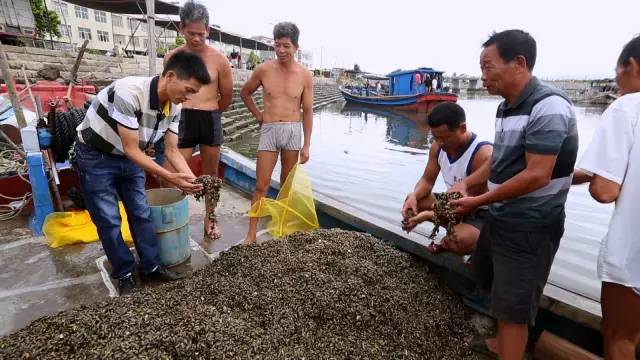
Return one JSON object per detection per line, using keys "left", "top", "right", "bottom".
{"left": 386, "top": 67, "right": 445, "bottom": 96}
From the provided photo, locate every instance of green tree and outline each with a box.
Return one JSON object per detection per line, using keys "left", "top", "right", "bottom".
{"left": 30, "top": 0, "right": 61, "bottom": 39}
{"left": 354, "top": 64, "right": 361, "bottom": 73}
{"left": 169, "top": 36, "right": 185, "bottom": 50}
{"left": 248, "top": 51, "right": 260, "bottom": 69}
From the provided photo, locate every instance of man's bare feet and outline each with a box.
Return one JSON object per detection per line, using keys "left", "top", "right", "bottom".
{"left": 402, "top": 210, "right": 436, "bottom": 232}
{"left": 485, "top": 337, "right": 498, "bottom": 353}
{"left": 204, "top": 219, "right": 221, "bottom": 240}
{"left": 468, "top": 336, "right": 498, "bottom": 358}
{"left": 243, "top": 235, "right": 257, "bottom": 245}
{"left": 427, "top": 240, "right": 449, "bottom": 254}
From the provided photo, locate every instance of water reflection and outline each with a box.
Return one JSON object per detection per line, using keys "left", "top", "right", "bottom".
{"left": 340, "top": 103, "right": 432, "bottom": 151}
{"left": 228, "top": 99, "right": 612, "bottom": 302}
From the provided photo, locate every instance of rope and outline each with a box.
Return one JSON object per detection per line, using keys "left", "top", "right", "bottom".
{"left": 0, "top": 149, "right": 24, "bottom": 174}
{"left": 0, "top": 105, "right": 88, "bottom": 220}
{"left": 0, "top": 192, "right": 32, "bottom": 221}
{"left": 0, "top": 102, "right": 91, "bottom": 220}
{"left": 0, "top": 145, "right": 32, "bottom": 221}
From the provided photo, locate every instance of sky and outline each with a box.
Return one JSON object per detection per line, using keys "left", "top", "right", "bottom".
{"left": 191, "top": 0, "right": 639, "bottom": 79}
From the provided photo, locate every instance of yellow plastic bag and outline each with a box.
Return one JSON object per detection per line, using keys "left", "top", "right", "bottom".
{"left": 249, "top": 163, "right": 319, "bottom": 238}
{"left": 43, "top": 202, "right": 133, "bottom": 248}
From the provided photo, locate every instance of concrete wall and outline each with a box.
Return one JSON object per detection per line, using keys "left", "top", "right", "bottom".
{"left": 1, "top": 45, "right": 334, "bottom": 87}
{"left": 2, "top": 44, "right": 164, "bottom": 86}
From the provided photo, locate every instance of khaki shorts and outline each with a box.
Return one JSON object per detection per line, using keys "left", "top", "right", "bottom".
{"left": 257, "top": 122, "right": 302, "bottom": 152}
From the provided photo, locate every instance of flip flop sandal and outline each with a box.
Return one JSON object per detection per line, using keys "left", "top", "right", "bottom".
{"left": 468, "top": 335, "right": 498, "bottom": 359}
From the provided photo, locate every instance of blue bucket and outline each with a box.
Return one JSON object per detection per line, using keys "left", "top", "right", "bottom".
{"left": 146, "top": 188, "right": 190, "bottom": 267}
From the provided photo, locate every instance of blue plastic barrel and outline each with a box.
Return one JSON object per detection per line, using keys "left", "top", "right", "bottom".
{"left": 146, "top": 188, "right": 191, "bottom": 267}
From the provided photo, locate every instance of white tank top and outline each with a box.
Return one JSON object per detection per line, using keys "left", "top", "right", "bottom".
{"left": 437, "top": 133, "right": 490, "bottom": 190}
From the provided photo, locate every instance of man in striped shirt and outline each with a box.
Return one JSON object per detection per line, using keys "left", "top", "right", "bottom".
{"left": 74, "top": 51, "right": 211, "bottom": 296}
{"left": 451, "top": 30, "right": 578, "bottom": 360}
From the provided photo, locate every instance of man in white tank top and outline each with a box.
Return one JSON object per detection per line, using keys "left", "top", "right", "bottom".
{"left": 402, "top": 103, "right": 492, "bottom": 256}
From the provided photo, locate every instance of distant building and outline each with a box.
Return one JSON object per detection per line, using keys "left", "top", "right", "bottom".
{"left": 331, "top": 68, "right": 347, "bottom": 79}
{"left": 251, "top": 35, "right": 274, "bottom": 47}
{"left": 46, "top": 0, "right": 178, "bottom": 53}
{"left": 446, "top": 74, "right": 483, "bottom": 94}
{"left": 0, "top": 0, "right": 36, "bottom": 39}
{"left": 298, "top": 49, "right": 312, "bottom": 68}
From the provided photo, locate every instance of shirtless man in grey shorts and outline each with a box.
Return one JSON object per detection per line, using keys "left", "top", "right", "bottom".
{"left": 240, "top": 22, "right": 313, "bottom": 244}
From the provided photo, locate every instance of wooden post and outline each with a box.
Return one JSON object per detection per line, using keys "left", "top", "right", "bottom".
{"left": 70, "top": 40, "right": 89, "bottom": 83}
{"left": 66, "top": 40, "right": 89, "bottom": 104}
{"left": 534, "top": 331, "right": 602, "bottom": 360}
{"left": 146, "top": 0, "right": 156, "bottom": 76}
{"left": 0, "top": 40, "right": 27, "bottom": 128}
{"left": 42, "top": 150, "right": 64, "bottom": 212}
{"left": 34, "top": 96, "right": 44, "bottom": 126}
{"left": 21, "top": 65, "right": 38, "bottom": 116}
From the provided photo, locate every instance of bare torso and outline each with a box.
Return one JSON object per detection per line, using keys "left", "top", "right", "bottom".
{"left": 167, "top": 45, "right": 226, "bottom": 111}
{"left": 259, "top": 60, "right": 307, "bottom": 123}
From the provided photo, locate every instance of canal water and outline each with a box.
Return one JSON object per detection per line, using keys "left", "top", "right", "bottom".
{"left": 229, "top": 98, "right": 612, "bottom": 302}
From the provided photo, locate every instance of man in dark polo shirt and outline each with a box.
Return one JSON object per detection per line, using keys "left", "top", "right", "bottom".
{"left": 450, "top": 30, "right": 578, "bottom": 360}
{"left": 74, "top": 51, "right": 210, "bottom": 296}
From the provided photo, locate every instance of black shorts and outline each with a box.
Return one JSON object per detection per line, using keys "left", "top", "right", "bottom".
{"left": 462, "top": 208, "right": 488, "bottom": 231}
{"left": 472, "top": 214, "right": 564, "bottom": 325}
{"left": 178, "top": 109, "right": 223, "bottom": 148}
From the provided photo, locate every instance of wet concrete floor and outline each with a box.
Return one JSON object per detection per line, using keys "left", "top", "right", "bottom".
{"left": 0, "top": 184, "right": 269, "bottom": 337}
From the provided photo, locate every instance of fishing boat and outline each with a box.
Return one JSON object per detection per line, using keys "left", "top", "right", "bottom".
{"left": 339, "top": 67, "right": 458, "bottom": 112}
{"left": 0, "top": 82, "right": 96, "bottom": 209}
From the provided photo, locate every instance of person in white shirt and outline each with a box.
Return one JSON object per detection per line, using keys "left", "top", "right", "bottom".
{"left": 574, "top": 35, "right": 640, "bottom": 360}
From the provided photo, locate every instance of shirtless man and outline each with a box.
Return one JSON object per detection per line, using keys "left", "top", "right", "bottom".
{"left": 240, "top": 22, "right": 313, "bottom": 244}
{"left": 164, "top": 0, "right": 232, "bottom": 239}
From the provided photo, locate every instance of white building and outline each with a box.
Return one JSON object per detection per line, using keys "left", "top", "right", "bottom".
{"left": 47, "top": 0, "right": 178, "bottom": 53}
{"left": 299, "top": 49, "right": 312, "bottom": 69}
{"left": 251, "top": 35, "right": 274, "bottom": 47}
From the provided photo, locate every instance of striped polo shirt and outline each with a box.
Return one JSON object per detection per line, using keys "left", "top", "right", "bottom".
{"left": 489, "top": 77, "right": 578, "bottom": 228}
{"left": 76, "top": 76, "right": 180, "bottom": 155}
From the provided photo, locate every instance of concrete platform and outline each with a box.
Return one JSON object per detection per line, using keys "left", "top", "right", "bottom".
{"left": 0, "top": 184, "right": 267, "bottom": 337}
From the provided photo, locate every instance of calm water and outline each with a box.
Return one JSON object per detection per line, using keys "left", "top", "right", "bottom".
{"left": 230, "top": 98, "right": 612, "bottom": 302}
